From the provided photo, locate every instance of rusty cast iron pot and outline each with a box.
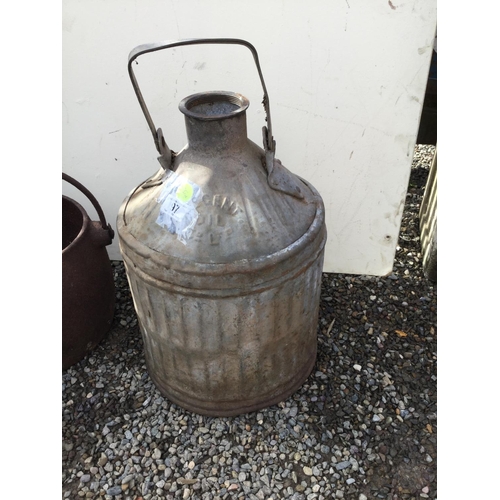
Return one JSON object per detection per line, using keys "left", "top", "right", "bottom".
{"left": 62, "top": 173, "right": 115, "bottom": 370}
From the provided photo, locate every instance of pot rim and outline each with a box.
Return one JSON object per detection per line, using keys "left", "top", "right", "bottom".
{"left": 62, "top": 195, "right": 90, "bottom": 255}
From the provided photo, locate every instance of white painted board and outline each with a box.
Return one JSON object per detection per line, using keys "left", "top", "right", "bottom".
{"left": 62, "top": 0, "right": 436, "bottom": 275}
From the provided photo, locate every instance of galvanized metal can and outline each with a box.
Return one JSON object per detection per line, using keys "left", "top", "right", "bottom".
{"left": 117, "top": 39, "right": 327, "bottom": 416}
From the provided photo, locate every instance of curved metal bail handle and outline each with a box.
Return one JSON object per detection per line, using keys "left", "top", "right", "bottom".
{"left": 62, "top": 173, "right": 115, "bottom": 239}
{"left": 127, "top": 38, "right": 275, "bottom": 159}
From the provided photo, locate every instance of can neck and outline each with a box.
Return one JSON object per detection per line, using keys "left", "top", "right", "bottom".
{"left": 179, "top": 91, "right": 250, "bottom": 154}
{"left": 184, "top": 113, "right": 248, "bottom": 153}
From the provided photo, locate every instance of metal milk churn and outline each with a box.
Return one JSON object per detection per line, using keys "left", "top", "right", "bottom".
{"left": 117, "top": 39, "right": 327, "bottom": 416}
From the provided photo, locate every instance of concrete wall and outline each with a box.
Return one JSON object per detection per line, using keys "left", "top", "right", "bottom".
{"left": 62, "top": 0, "right": 436, "bottom": 274}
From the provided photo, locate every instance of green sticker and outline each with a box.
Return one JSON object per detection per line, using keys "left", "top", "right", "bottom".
{"left": 176, "top": 183, "right": 194, "bottom": 203}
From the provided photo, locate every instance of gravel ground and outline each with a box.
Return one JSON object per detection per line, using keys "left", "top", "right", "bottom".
{"left": 62, "top": 144, "right": 437, "bottom": 500}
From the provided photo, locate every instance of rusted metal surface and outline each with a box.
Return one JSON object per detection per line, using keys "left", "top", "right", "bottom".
{"left": 62, "top": 173, "right": 115, "bottom": 370}
{"left": 117, "top": 39, "right": 327, "bottom": 416}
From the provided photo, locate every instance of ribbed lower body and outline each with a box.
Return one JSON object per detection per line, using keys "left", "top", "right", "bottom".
{"left": 123, "top": 253, "right": 324, "bottom": 416}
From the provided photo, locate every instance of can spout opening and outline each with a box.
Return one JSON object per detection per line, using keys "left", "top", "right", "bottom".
{"left": 179, "top": 91, "right": 249, "bottom": 121}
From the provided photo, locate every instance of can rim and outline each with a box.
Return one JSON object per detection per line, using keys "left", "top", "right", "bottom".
{"left": 179, "top": 91, "right": 249, "bottom": 121}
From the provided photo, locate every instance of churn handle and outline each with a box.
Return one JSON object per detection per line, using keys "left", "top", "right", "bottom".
{"left": 62, "top": 173, "right": 114, "bottom": 238}
{"left": 127, "top": 38, "right": 275, "bottom": 166}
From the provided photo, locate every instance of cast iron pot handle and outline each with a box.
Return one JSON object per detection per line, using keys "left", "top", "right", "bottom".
{"left": 127, "top": 38, "right": 275, "bottom": 170}
{"left": 63, "top": 172, "right": 114, "bottom": 241}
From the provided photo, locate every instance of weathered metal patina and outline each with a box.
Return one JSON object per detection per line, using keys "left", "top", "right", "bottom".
{"left": 62, "top": 173, "right": 115, "bottom": 370}
{"left": 117, "top": 39, "right": 327, "bottom": 416}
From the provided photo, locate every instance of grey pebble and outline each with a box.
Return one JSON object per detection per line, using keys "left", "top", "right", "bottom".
{"left": 141, "top": 481, "right": 151, "bottom": 495}
{"left": 106, "top": 486, "right": 122, "bottom": 496}
{"left": 335, "top": 461, "right": 351, "bottom": 471}
{"left": 122, "top": 474, "right": 135, "bottom": 484}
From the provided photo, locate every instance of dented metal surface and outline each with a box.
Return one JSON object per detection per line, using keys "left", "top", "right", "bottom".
{"left": 117, "top": 39, "right": 327, "bottom": 416}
